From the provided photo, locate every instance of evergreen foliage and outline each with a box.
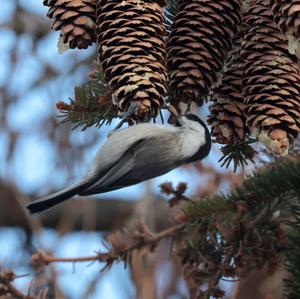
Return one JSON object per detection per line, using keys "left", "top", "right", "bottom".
{"left": 180, "top": 155, "right": 300, "bottom": 298}
{"left": 284, "top": 205, "right": 300, "bottom": 299}
{"left": 56, "top": 69, "right": 118, "bottom": 130}
{"left": 218, "top": 140, "right": 257, "bottom": 172}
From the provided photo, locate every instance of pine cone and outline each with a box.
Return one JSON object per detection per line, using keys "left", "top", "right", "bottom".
{"left": 44, "top": 0, "right": 96, "bottom": 49}
{"left": 270, "top": 0, "right": 300, "bottom": 59}
{"left": 96, "top": 0, "right": 167, "bottom": 120}
{"left": 167, "top": 0, "right": 242, "bottom": 106}
{"left": 208, "top": 34, "right": 247, "bottom": 145}
{"left": 242, "top": 0, "right": 300, "bottom": 156}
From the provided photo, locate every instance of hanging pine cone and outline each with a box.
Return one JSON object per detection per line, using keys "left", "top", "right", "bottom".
{"left": 208, "top": 34, "right": 247, "bottom": 145}
{"left": 96, "top": 0, "right": 167, "bottom": 120}
{"left": 242, "top": 0, "right": 300, "bottom": 156}
{"left": 167, "top": 0, "right": 243, "bottom": 106}
{"left": 44, "top": 0, "right": 97, "bottom": 49}
{"left": 270, "top": 0, "right": 300, "bottom": 59}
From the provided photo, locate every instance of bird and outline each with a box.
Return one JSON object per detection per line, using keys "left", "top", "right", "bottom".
{"left": 27, "top": 112, "right": 211, "bottom": 214}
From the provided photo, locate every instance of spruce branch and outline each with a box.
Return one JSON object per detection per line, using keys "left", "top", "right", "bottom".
{"left": 218, "top": 140, "right": 258, "bottom": 172}
{"left": 284, "top": 204, "right": 300, "bottom": 299}
{"left": 57, "top": 69, "right": 118, "bottom": 130}
{"left": 180, "top": 155, "right": 300, "bottom": 298}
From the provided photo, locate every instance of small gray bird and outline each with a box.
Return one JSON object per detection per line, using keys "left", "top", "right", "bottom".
{"left": 27, "top": 113, "right": 211, "bottom": 214}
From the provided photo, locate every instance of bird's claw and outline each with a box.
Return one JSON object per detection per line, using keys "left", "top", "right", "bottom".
{"left": 112, "top": 102, "right": 140, "bottom": 133}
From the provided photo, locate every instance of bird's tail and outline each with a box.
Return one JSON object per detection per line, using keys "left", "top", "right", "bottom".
{"left": 26, "top": 183, "right": 86, "bottom": 214}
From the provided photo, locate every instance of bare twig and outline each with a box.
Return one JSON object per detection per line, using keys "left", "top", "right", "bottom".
{"left": 31, "top": 223, "right": 183, "bottom": 269}
{"left": 0, "top": 267, "right": 34, "bottom": 299}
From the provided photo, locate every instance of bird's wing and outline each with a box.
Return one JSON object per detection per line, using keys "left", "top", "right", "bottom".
{"left": 26, "top": 137, "right": 148, "bottom": 213}
{"left": 79, "top": 131, "right": 179, "bottom": 195}
{"left": 84, "top": 124, "right": 168, "bottom": 177}
{"left": 27, "top": 124, "right": 178, "bottom": 213}
{"left": 79, "top": 138, "right": 147, "bottom": 195}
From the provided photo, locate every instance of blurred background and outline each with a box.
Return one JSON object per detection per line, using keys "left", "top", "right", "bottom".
{"left": 0, "top": 1, "right": 275, "bottom": 298}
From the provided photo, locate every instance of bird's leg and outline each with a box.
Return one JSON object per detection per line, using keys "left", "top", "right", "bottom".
{"left": 111, "top": 102, "right": 140, "bottom": 133}
{"left": 165, "top": 103, "right": 182, "bottom": 123}
{"left": 159, "top": 108, "right": 164, "bottom": 124}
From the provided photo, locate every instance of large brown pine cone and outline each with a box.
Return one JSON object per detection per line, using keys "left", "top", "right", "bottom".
{"left": 44, "top": 0, "right": 97, "bottom": 49}
{"left": 167, "top": 0, "right": 242, "bottom": 106}
{"left": 96, "top": 0, "right": 167, "bottom": 120}
{"left": 242, "top": 0, "right": 300, "bottom": 156}
{"left": 208, "top": 34, "right": 247, "bottom": 145}
{"left": 270, "top": 0, "right": 300, "bottom": 59}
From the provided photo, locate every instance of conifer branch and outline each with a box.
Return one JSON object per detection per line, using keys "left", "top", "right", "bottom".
{"left": 284, "top": 204, "right": 300, "bottom": 299}
{"left": 218, "top": 139, "right": 258, "bottom": 172}
{"left": 57, "top": 69, "right": 118, "bottom": 130}
{"left": 179, "top": 154, "right": 300, "bottom": 298}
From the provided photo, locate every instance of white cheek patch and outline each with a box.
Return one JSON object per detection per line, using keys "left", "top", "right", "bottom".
{"left": 179, "top": 123, "right": 206, "bottom": 159}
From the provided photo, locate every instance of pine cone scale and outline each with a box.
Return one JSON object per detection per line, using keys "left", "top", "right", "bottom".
{"left": 242, "top": 0, "right": 300, "bottom": 155}
{"left": 270, "top": 0, "right": 300, "bottom": 59}
{"left": 167, "top": 0, "right": 242, "bottom": 105}
{"left": 208, "top": 32, "right": 248, "bottom": 146}
{"left": 96, "top": 0, "right": 167, "bottom": 118}
{"left": 44, "top": 0, "right": 96, "bottom": 49}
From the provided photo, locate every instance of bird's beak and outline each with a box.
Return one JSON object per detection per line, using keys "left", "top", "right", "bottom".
{"left": 165, "top": 104, "right": 183, "bottom": 124}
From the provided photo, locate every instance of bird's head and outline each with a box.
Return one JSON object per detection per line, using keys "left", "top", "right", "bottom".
{"left": 176, "top": 113, "right": 212, "bottom": 162}
{"left": 166, "top": 105, "right": 211, "bottom": 158}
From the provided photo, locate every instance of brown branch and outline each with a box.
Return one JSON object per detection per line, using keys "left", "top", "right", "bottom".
{"left": 31, "top": 223, "right": 183, "bottom": 268}
{"left": 160, "top": 182, "right": 191, "bottom": 207}
{"left": 0, "top": 268, "right": 34, "bottom": 299}
{"left": 56, "top": 95, "right": 111, "bottom": 113}
{"left": 0, "top": 181, "right": 170, "bottom": 232}
{"left": 56, "top": 100, "right": 102, "bottom": 113}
